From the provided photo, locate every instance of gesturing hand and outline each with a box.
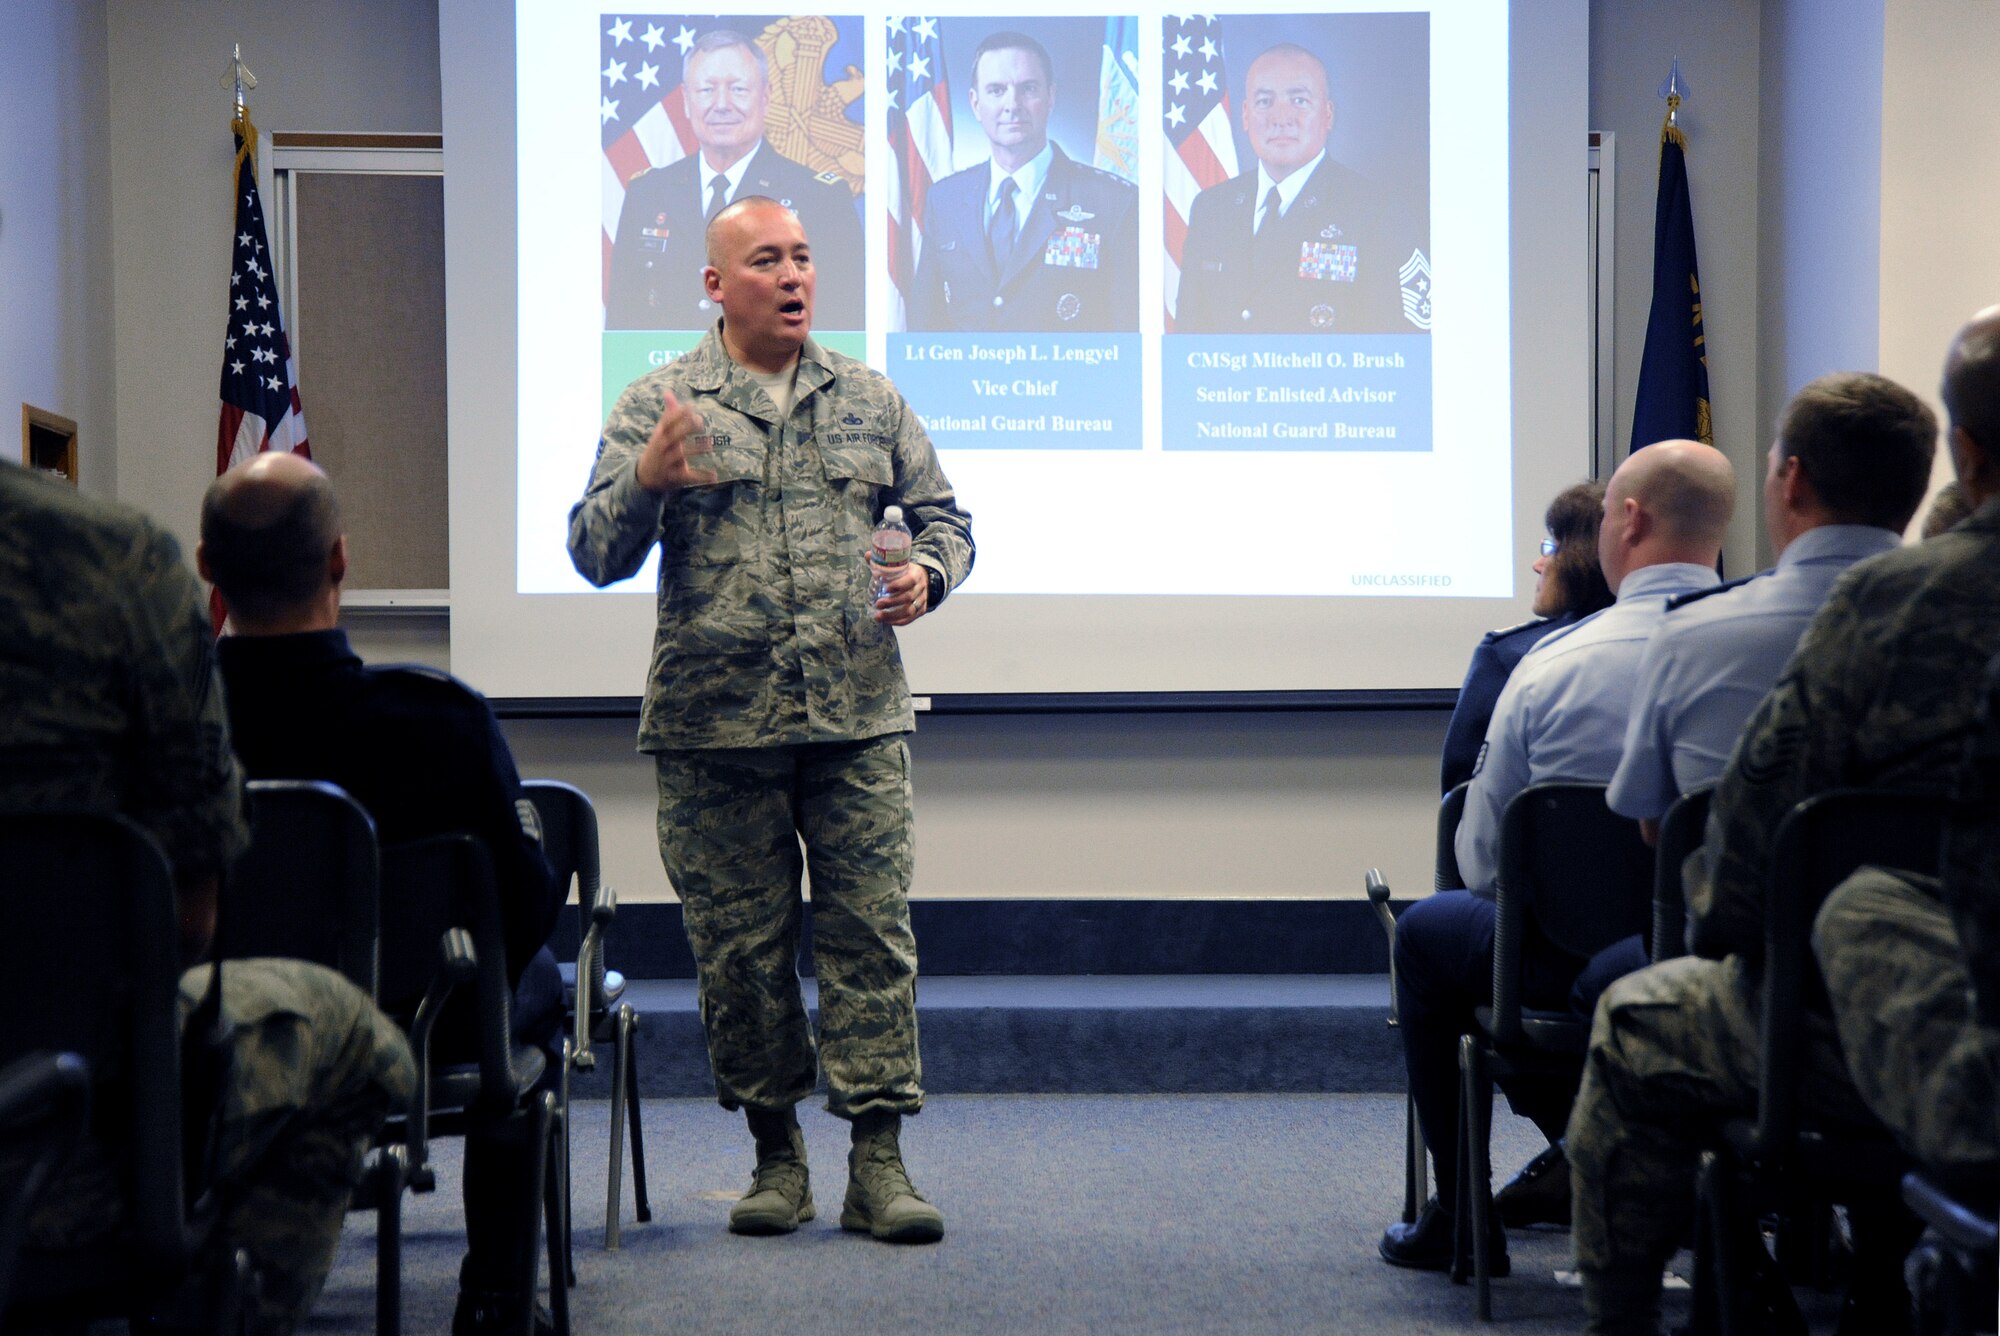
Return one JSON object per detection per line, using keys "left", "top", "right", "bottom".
{"left": 635, "top": 391, "right": 719, "bottom": 494}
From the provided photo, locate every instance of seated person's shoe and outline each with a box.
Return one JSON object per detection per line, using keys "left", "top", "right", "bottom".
{"left": 451, "top": 1292, "right": 556, "bottom": 1336}
{"left": 1378, "top": 1197, "right": 1510, "bottom": 1276}
{"left": 1494, "top": 1141, "right": 1571, "bottom": 1229}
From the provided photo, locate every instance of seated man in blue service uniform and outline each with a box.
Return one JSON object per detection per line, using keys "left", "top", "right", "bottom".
{"left": 910, "top": 30, "right": 1138, "bottom": 333}
{"left": 570, "top": 197, "right": 974, "bottom": 1245}
{"left": 0, "top": 456, "right": 413, "bottom": 1335}
{"left": 607, "top": 28, "right": 863, "bottom": 331}
{"left": 1378, "top": 440, "right": 1734, "bottom": 1275}
{"left": 1175, "top": 42, "right": 1406, "bottom": 334}
{"left": 199, "top": 451, "right": 567, "bottom": 1336}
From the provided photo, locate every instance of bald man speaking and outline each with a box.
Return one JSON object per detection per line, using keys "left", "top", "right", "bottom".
{"left": 1378, "top": 441, "right": 1735, "bottom": 1274}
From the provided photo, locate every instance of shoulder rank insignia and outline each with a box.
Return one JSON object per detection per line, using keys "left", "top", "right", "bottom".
{"left": 1057, "top": 204, "right": 1096, "bottom": 223}
{"left": 1665, "top": 573, "right": 1760, "bottom": 612}
{"left": 816, "top": 170, "right": 843, "bottom": 186}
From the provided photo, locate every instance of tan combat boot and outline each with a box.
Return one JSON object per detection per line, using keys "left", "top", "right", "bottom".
{"left": 841, "top": 1110, "right": 944, "bottom": 1244}
{"left": 728, "top": 1105, "right": 814, "bottom": 1235}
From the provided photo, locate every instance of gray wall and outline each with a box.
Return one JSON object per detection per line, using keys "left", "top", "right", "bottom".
{"left": 24, "top": 1, "right": 1990, "bottom": 909}
{"left": 2, "top": 2, "right": 116, "bottom": 493}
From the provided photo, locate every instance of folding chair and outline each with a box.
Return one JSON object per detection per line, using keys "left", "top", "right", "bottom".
{"left": 525, "top": 779, "right": 652, "bottom": 1252}
{"left": 1365, "top": 780, "right": 1471, "bottom": 1226}
{"left": 0, "top": 812, "right": 252, "bottom": 1332}
{"left": 378, "top": 833, "right": 571, "bottom": 1336}
{"left": 1649, "top": 785, "right": 1713, "bottom": 963}
{"left": 1689, "top": 789, "right": 1943, "bottom": 1335}
{"left": 1458, "top": 782, "right": 1654, "bottom": 1320}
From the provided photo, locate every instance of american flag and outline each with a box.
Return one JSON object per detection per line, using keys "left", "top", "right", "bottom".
{"left": 599, "top": 15, "right": 701, "bottom": 306}
{"left": 1162, "top": 15, "right": 1238, "bottom": 329}
{"left": 215, "top": 105, "right": 309, "bottom": 629}
{"left": 886, "top": 16, "right": 951, "bottom": 330}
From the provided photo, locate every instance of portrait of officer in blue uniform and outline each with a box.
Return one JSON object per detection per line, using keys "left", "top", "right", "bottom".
{"left": 909, "top": 30, "right": 1138, "bottom": 333}
{"left": 607, "top": 27, "right": 864, "bottom": 331}
{"left": 1176, "top": 42, "right": 1405, "bottom": 334}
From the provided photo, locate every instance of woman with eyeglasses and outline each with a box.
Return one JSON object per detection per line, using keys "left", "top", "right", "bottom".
{"left": 1439, "top": 481, "right": 1616, "bottom": 795}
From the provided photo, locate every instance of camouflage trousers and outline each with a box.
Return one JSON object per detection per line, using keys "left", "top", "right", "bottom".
{"left": 1814, "top": 867, "right": 2000, "bottom": 1169}
{"left": 29, "top": 958, "right": 415, "bottom": 1335}
{"left": 1566, "top": 954, "right": 1870, "bottom": 1330}
{"left": 655, "top": 734, "right": 923, "bottom": 1119}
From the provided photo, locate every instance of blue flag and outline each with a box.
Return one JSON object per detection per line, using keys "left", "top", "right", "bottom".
{"left": 1630, "top": 122, "right": 1710, "bottom": 450}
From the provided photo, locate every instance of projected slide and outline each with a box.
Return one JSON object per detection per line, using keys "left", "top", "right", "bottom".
{"left": 516, "top": 3, "right": 1511, "bottom": 602}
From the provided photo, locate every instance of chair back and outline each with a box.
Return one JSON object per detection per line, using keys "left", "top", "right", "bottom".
{"left": 1435, "top": 781, "right": 1470, "bottom": 891}
{"left": 378, "top": 833, "right": 520, "bottom": 1117}
{"left": 1491, "top": 782, "right": 1653, "bottom": 1043}
{"left": 1758, "top": 788, "right": 1944, "bottom": 1156}
{"left": 0, "top": 813, "right": 194, "bottom": 1280}
{"left": 523, "top": 780, "right": 609, "bottom": 1003}
{"left": 1650, "top": 785, "right": 1714, "bottom": 962}
{"left": 224, "top": 780, "right": 381, "bottom": 997}
{"left": 0, "top": 1051, "right": 90, "bottom": 1310}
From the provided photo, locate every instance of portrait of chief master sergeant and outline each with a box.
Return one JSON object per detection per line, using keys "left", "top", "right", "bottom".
{"left": 910, "top": 31, "right": 1138, "bottom": 333}
{"left": 606, "top": 28, "right": 864, "bottom": 331}
{"left": 1175, "top": 42, "right": 1405, "bottom": 334}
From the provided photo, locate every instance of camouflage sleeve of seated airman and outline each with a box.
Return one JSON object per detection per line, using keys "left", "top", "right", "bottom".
{"left": 1688, "top": 572, "right": 1875, "bottom": 960}
{"left": 567, "top": 372, "right": 671, "bottom": 587}
{"left": 125, "top": 523, "right": 248, "bottom": 883}
{"left": 884, "top": 382, "right": 974, "bottom": 599}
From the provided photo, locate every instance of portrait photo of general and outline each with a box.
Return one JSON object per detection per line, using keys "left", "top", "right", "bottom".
{"left": 600, "top": 15, "right": 866, "bottom": 331}
{"left": 1163, "top": 13, "right": 1430, "bottom": 335}
{"left": 889, "top": 16, "right": 1141, "bottom": 334}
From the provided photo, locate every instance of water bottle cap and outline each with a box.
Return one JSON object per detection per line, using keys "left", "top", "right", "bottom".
{"left": 883, "top": 505, "right": 904, "bottom": 524}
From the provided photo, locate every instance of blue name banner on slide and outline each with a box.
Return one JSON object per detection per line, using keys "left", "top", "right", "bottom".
{"left": 1162, "top": 335, "right": 1433, "bottom": 452}
{"left": 889, "top": 334, "right": 1142, "bottom": 450}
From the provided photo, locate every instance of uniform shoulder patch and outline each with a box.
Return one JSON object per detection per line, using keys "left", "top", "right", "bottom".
{"left": 1484, "top": 615, "right": 1550, "bottom": 643}
{"left": 1665, "top": 573, "right": 1760, "bottom": 612}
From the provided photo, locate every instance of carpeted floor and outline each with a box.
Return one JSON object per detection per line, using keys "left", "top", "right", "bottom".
{"left": 305, "top": 1092, "right": 1718, "bottom": 1335}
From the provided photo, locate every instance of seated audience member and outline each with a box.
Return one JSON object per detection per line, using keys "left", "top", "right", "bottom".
{"left": 1568, "top": 306, "right": 2000, "bottom": 1336}
{"left": 1379, "top": 440, "right": 1733, "bottom": 1273}
{"left": 199, "top": 452, "right": 565, "bottom": 1336}
{"left": 1817, "top": 347, "right": 2000, "bottom": 1182}
{"left": 1441, "top": 482, "right": 1615, "bottom": 795}
{"left": 1921, "top": 478, "right": 1971, "bottom": 538}
{"left": 0, "top": 457, "right": 413, "bottom": 1333}
{"left": 1571, "top": 372, "right": 1937, "bottom": 1009}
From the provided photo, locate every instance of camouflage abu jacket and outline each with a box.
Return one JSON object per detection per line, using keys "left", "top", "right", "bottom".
{"left": 567, "top": 328, "right": 975, "bottom": 751}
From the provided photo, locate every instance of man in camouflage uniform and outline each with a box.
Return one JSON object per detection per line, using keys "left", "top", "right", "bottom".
{"left": 569, "top": 195, "right": 974, "bottom": 1243}
{"left": 1811, "top": 312, "right": 2000, "bottom": 1178}
{"left": 1567, "top": 306, "right": 2000, "bottom": 1335}
{"left": 0, "top": 458, "right": 414, "bottom": 1333}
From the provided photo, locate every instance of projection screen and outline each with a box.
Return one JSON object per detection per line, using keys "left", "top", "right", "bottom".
{"left": 440, "top": 0, "right": 1590, "bottom": 701}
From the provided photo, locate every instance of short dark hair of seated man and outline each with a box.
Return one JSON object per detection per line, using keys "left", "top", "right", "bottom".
{"left": 1440, "top": 479, "right": 1615, "bottom": 794}
{"left": 199, "top": 449, "right": 565, "bottom": 1334}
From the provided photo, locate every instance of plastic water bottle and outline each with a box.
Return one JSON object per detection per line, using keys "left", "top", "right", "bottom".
{"left": 871, "top": 505, "right": 913, "bottom": 601}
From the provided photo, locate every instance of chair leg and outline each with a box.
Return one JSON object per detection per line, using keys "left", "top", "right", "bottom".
{"left": 1402, "top": 1091, "right": 1425, "bottom": 1225}
{"left": 620, "top": 1006, "right": 652, "bottom": 1224}
{"left": 1461, "top": 1036, "right": 1495, "bottom": 1322}
{"left": 558, "top": 1036, "right": 575, "bottom": 1287}
{"left": 1451, "top": 1045, "right": 1471, "bottom": 1286}
{"left": 605, "top": 1009, "right": 630, "bottom": 1252}
{"left": 374, "top": 1145, "right": 407, "bottom": 1336}
{"left": 541, "top": 1092, "right": 571, "bottom": 1336}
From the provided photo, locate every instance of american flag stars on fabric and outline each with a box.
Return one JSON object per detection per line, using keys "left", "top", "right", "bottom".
{"left": 217, "top": 118, "right": 307, "bottom": 475}
{"left": 598, "top": 15, "right": 702, "bottom": 302}
{"left": 887, "top": 16, "right": 951, "bottom": 329}
{"left": 1162, "top": 15, "right": 1237, "bottom": 327}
